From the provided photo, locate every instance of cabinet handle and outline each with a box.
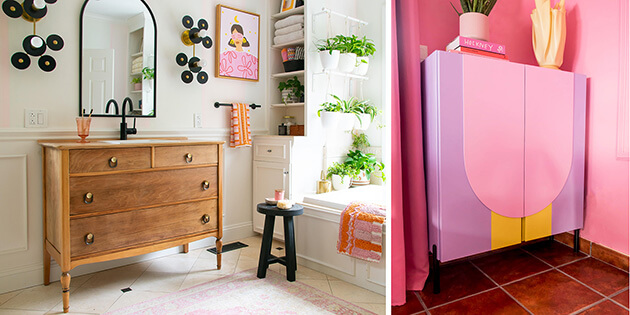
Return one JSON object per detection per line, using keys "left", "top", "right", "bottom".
{"left": 283, "top": 171, "right": 289, "bottom": 175}
{"left": 201, "top": 214, "right": 210, "bottom": 224}
{"left": 108, "top": 157, "right": 118, "bottom": 168}
{"left": 202, "top": 180, "right": 210, "bottom": 190}
{"left": 84, "top": 192, "right": 94, "bottom": 204}
{"left": 267, "top": 149, "right": 272, "bottom": 153}
{"left": 185, "top": 153, "right": 193, "bottom": 163}
{"left": 84, "top": 233, "right": 94, "bottom": 245}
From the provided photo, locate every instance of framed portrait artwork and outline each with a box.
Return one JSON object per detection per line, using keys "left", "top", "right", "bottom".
{"left": 280, "top": 0, "right": 296, "bottom": 12}
{"left": 215, "top": 5, "right": 260, "bottom": 81}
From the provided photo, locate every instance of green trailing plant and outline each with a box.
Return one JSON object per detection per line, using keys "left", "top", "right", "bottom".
{"left": 142, "top": 67, "right": 155, "bottom": 80}
{"left": 350, "top": 35, "right": 376, "bottom": 58}
{"left": 277, "top": 76, "right": 304, "bottom": 102}
{"left": 315, "top": 37, "right": 342, "bottom": 54}
{"left": 326, "top": 162, "right": 358, "bottom": 183}
{"left": 354, "top": 100, "right": 380, "bottom": 123}
{"left": 317, "top": 101, "right": 342, "bottom": 117}
{"left": 131, "top": 77, "right": 142, "bottom": 84}
{"left": 451, "top": 0, "right": 498, "bottom": 16}
{"left": 326, "top": 94, "right": 380, "bottom": 125}
{"left": 344, "top": 149, "right": 385, "bottom": 181}
{"left": 351, "top": 132, "right": 371, "bottom": 151}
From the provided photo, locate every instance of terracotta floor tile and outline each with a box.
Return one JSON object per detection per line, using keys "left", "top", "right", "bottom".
{"left": 612, "top": 290, "right": 629, "bottom": 308}
{"left": 559, "top": 258, "right": 629, "bottom": 296}
{"left": 472, "top": 249, "right": 551, "bottom": 285}
{"left": 504, "top": 270, "right": 602, "bottom": 315}
{"left": 592, "top": 243, "right": 630, "bottom": 272}
{"left": 430, "top": 288, "right": 528, "bottom": 315}
{"left": 577, "top": 300, "right": 629, "bottom": 315}
{"left": 418, "top": 261, "right": 496, "bottom": 309}
{"left": 523, "top": 240, "right": 585, "bottom": 266}
{"left": 391, "top": 291, "right": 424, "bottom": 315}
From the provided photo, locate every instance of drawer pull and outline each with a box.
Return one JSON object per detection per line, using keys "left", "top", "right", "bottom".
{"left": 185, "top": 153, "right": 193, "bottom": 163}
{"left": 201, "top": 214, "right": 210, "bottom": 224}
{"left": 108, "top": 157, "right": 118, "bottom": 168}
{"left": 84, "top": 233, "right": 94, "bottom": 245}
{"left": 267, "top": 149, "right": 272, "bottom": 153}
{"left": 84, "top": 192, "right": 94, "bottom": 204}
{"left": 202, "top": 180, "right": 210, "bottom": 190}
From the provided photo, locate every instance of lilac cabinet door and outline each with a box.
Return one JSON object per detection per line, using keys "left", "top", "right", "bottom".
{"left": 463, "top": 55, "right": 525, "bottom": 218}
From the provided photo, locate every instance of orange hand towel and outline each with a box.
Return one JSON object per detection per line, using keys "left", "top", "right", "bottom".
{"left": 230, "top": 103, "right": 252, "bottom": 148}
{"left": 337, "top": 201, "right": 386, "bottom": 262}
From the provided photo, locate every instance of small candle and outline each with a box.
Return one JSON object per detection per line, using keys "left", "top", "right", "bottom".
{"left": 275, "top": 189, "right": 285, "bottom": 200}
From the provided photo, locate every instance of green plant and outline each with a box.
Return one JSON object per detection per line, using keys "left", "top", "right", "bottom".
{"left": 351, "top": 35, "right": 376, "bottom": 57}
{"left": 131, "top": 77, "right": 142, "bottom": 84}
{"left": 326, "top": 162, "right": 358, "bottom": 183}
{"left": 326, "top": 94, "right": 380, "bottom": 125}
{"left": 351, "top": 132, "right": 371, "bottom": 151}
{"left": 354, "top": 100, "right": 380, "bottom": 123}
{"left": 451, "top": 0, "right": 498, "bottom": 16}
{"left": 317, "top": 101, "right": 342, "bottom": 117}
{"left": 142, "top": 67, "right": 155, "bottom": 80}
{"left": 315, "top": 37, "right": 342, "bottom": 53}
{"left": 277, "top": 76, "right": 304, "bottom": 102}
{"left": 344, "top": 149, "right": 385, "bottom": 180}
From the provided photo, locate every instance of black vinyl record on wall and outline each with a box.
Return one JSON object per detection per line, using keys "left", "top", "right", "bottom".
{"left": 46, "top": 34, "right": 64, "bottom": 51}
{"left": 181, "top": 70, "right": 194, "bottom": 84}
{"left": 2, "top": 0, "right": 23, "bottom": 18}
{"left": 11, "top": 52, "right": 31, "bottom": 70}
{"left": 202, "top": 37, "right": 213, "bottom": 49}
{"left": 182, "top": 15, "right": 194, "bottom": 29}
{"left": 176, "top": 53, "right": 188, "bottom": 66}
{"left": 197, "top": 71, "right": 208, "bottom": 84}
{"left": 38, "top": 55, "right": 56, "bottom": 72}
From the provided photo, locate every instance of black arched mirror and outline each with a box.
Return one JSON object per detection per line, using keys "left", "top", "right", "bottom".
{"left": 79, "top": 0, "right": 157, "bottom": 117}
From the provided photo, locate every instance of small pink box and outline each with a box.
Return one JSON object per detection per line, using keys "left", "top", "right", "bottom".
{"left": 275, "top": 189, "right": 285, "bottom": 200}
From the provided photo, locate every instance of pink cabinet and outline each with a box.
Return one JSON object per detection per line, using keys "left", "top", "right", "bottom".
{"left": 422, "top": 51, "right": 586, "bottom": 265}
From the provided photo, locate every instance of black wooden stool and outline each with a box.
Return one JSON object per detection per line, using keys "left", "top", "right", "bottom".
{"left": 256, "top": 203, "right": 303, "bottom": 282}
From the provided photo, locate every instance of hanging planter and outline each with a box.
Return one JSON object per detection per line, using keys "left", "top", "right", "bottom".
{"left": 353, "top": 57, "right": 370, "bottom": 75}
{"left": 319, "top": 50, "right": 340, "bottom": 70}
{"left": 451, "top": 0, "right": 498, "bottom": 42}
{"left": 353, "top": 113, "right": 372, "bottom": 130}
{"left": 320, "top": 111, "right": 341, "bottom": 129}
{"left": 337, "top": 53, "right": 357, "bottom": 73}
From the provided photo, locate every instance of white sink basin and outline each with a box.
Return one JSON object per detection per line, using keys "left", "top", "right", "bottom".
{"left": 99, "top": 139, "right": 181, "bottom": 144}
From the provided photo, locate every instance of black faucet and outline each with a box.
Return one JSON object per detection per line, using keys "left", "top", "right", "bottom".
{"left": 105, "top": 99, "right": 119, "bottom": 115}
{"left": 120, "top": 97, "right": 137, "bottom": 140}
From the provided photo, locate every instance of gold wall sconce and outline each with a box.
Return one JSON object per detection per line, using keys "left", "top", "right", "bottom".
{"left": 176, "top": 15, "right": 213, "bottom": 84}
{"left": 2, "top": 0, "right": 64, "bottom": 71}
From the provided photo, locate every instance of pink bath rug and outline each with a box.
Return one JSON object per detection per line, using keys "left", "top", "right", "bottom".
{"left": 105, "top": 268, "right": 376, "bottom": 315}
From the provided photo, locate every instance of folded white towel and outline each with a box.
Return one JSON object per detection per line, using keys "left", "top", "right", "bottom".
{"left": 273, "top": 30, "right": 304, "bottom": 45}
{"left": 132, "top": 57, "right": 143, "bottom": 66}
{"left": 274, "top": 14, "right": 304, "bottom": 29}
{"left": 275, "top": 23, "right": 303, "bottom": 36}
{"left": 131, "top": 65, "right": 143, "bottom": 73}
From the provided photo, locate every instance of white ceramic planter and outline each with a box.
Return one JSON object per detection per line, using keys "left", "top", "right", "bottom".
{"left": 353, "top": 56, "right": 369, "bottom": 75}
{"left": 370, "top": 171, "right": 385, "bottom": 186}
{"left": 319, "top": 50, "right": 340, "bottom": 70}
{"left": 351, "top": 170, "right": 370, "bottom": 187}
{"left": 331, "top": 174, "right": 351, "bottom": 190}
{"left": 338, "top": 53, "right": 357, "bottom": 73}
{"left": 281, "top": 89, "right": 298, "bottom": 103}
{"left": 338, "top": 113, "right": 356, "bottom": 131}
{"left": 353, "top": 113, "right": 371, "bottom": 130}
{"left": 320, "top": 111, "right": 341, "bottom": 129}
{"left": 459, "top": 12, "right": 489, "bottom": 41}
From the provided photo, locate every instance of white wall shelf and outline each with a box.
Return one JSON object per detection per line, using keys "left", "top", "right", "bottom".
{"left": 272, "top": 39, "right": 305, "bottom": 49}
{"left": 270, "top": 103, "right": 305, "bottom": 108}
{"left": 315, "top": 70, "right": 368, "bottom": 80}
{"left": 271, "top": 70, "right": 305, "bottom": 79}
{"left": 271, "top": 6, "right": 305, "bottom": 19}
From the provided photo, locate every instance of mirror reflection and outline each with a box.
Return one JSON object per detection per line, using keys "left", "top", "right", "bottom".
{"left": 80, "top": 0, "right": 156, "bottom": 117}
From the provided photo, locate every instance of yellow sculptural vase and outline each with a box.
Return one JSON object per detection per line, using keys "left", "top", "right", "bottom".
{"left": 531, "top": 0, "right": 566, "bottom": 69}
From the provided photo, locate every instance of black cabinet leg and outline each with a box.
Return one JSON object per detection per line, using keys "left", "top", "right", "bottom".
{"left": 257, "top": 215, "right": 275, "bottom": 279}
{"left": 574, "top": 229, "right": 580, "bottom": 253}
{"left": 284, "top": 216, "right": 297, "bottom": 282}
{"left": 548, "top": 235, "right": 554, "bottom": 241}
{"left": 432, "top": 244, "right": 440, "bottom": 294}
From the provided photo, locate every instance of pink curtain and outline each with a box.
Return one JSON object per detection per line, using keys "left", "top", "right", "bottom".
{"left": 391, "top": 0, "right": 430, "bottom": 306}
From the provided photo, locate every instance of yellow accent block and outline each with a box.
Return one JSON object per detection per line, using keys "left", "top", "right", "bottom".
{"left": 523, "top": 203, "right": 552, "bottom": 241}
{"left": 491, "top": 212, "right": 522, "bottom": 250}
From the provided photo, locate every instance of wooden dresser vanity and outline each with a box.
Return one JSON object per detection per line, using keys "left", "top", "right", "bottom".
{"left": 39, "top": 139, "right": 224, "bottom": 313}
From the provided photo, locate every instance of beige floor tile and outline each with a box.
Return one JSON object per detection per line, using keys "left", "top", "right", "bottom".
{"left": 354, "top": 302, "right": 386, "bottom": 315}
{"left": 130, "top": 271, "right": 188, "bottom": 293}
{"left": 144, "top": 255, "right": 197, "bottom": 274}
{"left": 197, "top": 248, "right": 240, "bottom": 262}
{"left": 178, "top": 271, "right": 229, "bottom": 290}
{"left": 328, "top": 280, "right": 385, "bottom": 304}
{"left": 234, "top": 255, "right": 259, "bottom": 273}
{"left": 48, "top": 286, "right": 122, "bottom": 314}
{"left": 106, "top": 290, "right": 167, "bottom": 312}
{"left": 0, "top": 309, "right": 46, "bottom": 315}
{"left": 0, "top": 283, "right": 76, "bottom": 311}
{"left": 190, "top": 257, "right": 237, "bottom": 275}
{"left": 0, "top": 291, "right": 20, "bottom": 306}
{"left": 299, "top": 279, "right": 333, "bottom": 294}
{"left": 80, "top": 262, "right": 150, "bottom": 290}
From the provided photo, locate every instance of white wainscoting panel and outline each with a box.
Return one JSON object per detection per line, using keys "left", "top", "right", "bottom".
{"left": 0, "top": 155, "right": 28, "bottom": 255}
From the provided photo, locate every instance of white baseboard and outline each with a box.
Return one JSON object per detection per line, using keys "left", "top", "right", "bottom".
{"left": 0, "top": 222, "right": 255, "bottom": 294}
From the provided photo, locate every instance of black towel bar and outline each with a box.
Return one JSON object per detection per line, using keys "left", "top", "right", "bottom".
{"left": 214, "top": 102, "right": 261, "bottom": 109}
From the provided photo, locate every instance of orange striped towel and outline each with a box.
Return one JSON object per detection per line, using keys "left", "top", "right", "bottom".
{"left": 229, "top": 103, "right": 251, "bottom": 148}
{"left": 337, "top": 201, "right": 386, "bottom": 262}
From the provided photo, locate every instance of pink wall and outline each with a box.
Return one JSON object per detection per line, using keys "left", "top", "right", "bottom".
{"left": 418, "top": 0, "right": 629, "bottom": 255}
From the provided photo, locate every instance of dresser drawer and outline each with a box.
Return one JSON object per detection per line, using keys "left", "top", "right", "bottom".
{"left": 154, "top": 145, "right": 218, "bottom": 167}
{"left": 69, "top": 148, "right": 151, "bottom": 173}
{"left": 69, "top": 166, "right": 218, "bottom": 215}
{"left": 254, "top": 141, "right": 290, "bottom": 163}
{"left": 70, "top": 200, "right": 218, "bottom": 257}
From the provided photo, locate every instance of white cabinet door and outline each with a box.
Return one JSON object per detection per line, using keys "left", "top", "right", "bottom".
{"left": 253, "top": 161, "right": 291, "bottom": 239}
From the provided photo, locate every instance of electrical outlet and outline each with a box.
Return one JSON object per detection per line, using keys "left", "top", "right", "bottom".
{"left": 194, "top": 113, "right": 202, "bottom": 128}
{"left": 24, "top": 109, "right": 48, "bottom": 128}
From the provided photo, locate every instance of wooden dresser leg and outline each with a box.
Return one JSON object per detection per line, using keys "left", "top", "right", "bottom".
{"left": 183, "top": 244, "right": 189, "bottom": 253}
{"left": 216, "top": 239, "right": 223, "bottom": 270}
{"left": 61, "top": 272, "right": 71, "bottom": 313}
{"left": 43, "top": 248, "right": 50, "bottom": 286}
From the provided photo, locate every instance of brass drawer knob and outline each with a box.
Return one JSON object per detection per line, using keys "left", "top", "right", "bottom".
{"left": 84, "top": 192, "right": 94, "bottom": 204}
{"left": 108, "top": 157, "right": 118, "bottom": 168}
{"left": 202, "top": 180, "right": 210, "bottom": 190}
{"left": 84, "top": 233, "right": 94, "bottom": 245}
{"left": 185, "top": 153, "right": 193, "bottom": 163}
{"left": 201, "top": 214, "right": 210, "bottom": 224}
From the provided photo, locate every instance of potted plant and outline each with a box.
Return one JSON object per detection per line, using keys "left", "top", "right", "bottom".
{"left": 332, "top": 94, "right": 363, "bottom": 130}
{"left": 335, "top": 35, "right": 359, "bottom": 73}
{"left": 349, "top": 35, "right": 376, "bottom": 75}
{"left": 351, "top": 132, "right": 370, "bottom": 151}
{"left": 352, "top": 99, "right": 380, "bottom": 130}
{"left": 326, "top": 162, "right": 358, "bottom": 190}
{"left": 451, "top": 0, "right": 498, "bottom": 42}
{"left": 131, "top": 77, "right": 142, "bottom": 91}
{"left": 315, "top": 37, "right": 341, "bottom": 70}
{"left": 344, "top": 149, "right": 385, "bottom": 186}
{"left": 142, "top": 67, "right": 155, "bottom": 80}
{"left": 317, "top": 101, "right": 342, "bottom": 129}
{"left": 277, "top": 76, "right": 304, "bottom": 104}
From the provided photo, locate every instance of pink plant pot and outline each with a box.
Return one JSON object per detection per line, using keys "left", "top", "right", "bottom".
{"left": 459, "top": 12, "right": 489, "bottom": 42}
